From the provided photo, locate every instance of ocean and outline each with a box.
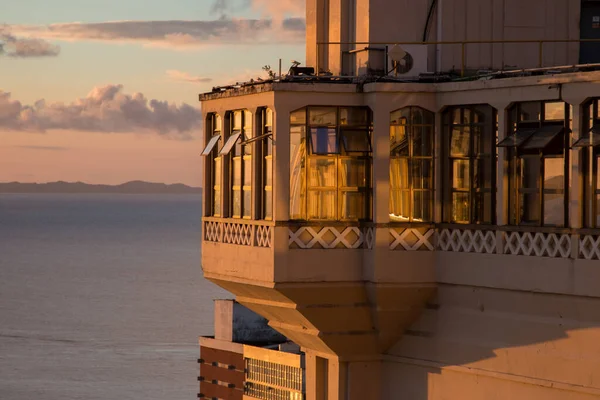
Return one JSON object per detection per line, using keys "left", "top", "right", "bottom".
{"left": 0, "top": 194, "right": 228, "bottom": 400}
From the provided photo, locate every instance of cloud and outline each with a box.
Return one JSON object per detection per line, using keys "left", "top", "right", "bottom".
{"left": 0, "top": 85, "right": 201, "bottom": 139}
{"left": 7, "top": 18, "right": 305, "bottom": 49}
{"left": 166, "top": 70, "right": 213, "bottom": 84}
{"left": 209, "top": 0, "right": 305, "bottom": 20}
{"left": 0, "top": 25, "right": 60, "bottom": 57}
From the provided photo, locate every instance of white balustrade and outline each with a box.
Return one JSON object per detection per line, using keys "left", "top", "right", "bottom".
{"left": 389, "top": 228, "right": 436, "bottom": 251}
{"left": 202, "top": 219, "right": 273, "bottom": 248}
{"left": 580, "top": 235, "right": 600, "bottom": 260}
{"left": 289, "top": 226, "right": 375, "bottom": 249}
{"left": 503, "top": 231, "right": 571, "bottom": 258}
{"left": 438, "top": 229, "right": 496, "bottom": 254}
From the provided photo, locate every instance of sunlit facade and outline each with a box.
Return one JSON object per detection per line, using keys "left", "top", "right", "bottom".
{"left": 199, "top": 1, "right": 600, "bottom": 399}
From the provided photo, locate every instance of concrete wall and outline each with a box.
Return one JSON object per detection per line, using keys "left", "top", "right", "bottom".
{"left": 306, "top": 0, "right": 582, "bottom": 74}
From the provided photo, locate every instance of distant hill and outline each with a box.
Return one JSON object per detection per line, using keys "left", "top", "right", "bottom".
{"left": 0, "top": 181, "right": 202, "bottom": 194}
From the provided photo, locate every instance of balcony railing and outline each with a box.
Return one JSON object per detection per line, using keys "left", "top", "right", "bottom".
{"left": 202, "top": 218, "right": 600, "bottom": 260}
{"left": 244, "top": 346, "right": 304, "bottom": 400}
{"left": 203, "top": 217, "right": 274, "bottom": 248}
{"left": 316, "top": 38, "right": 600, "bottom": 77}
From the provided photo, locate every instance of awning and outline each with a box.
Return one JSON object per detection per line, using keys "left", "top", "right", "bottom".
{"left": 497, "top": 128, "right": 537, "bottom": 147}
{"left": 200, "top": 135, "right": 221, "bottom": 156}
{"left": 572, "top": 125, "right": 600, "bottom": 148}
{"left": 219, "top": 132, "right": 242, "bottom": 156}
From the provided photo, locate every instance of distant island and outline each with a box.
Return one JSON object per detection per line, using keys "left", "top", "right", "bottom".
{"left": 0, "top": 181, "right": 202, "bottom": 194}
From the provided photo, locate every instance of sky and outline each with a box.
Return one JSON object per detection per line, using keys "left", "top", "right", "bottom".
{"left": 0, "top": 0, "right": 306, "bottom": 186}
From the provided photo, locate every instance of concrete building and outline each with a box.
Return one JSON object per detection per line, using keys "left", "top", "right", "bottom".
{"left": 199, "top": 1, "right": 600, "bottom": 399}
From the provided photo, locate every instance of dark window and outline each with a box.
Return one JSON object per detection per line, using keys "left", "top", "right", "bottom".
{"left": 224, "top": 110, "right": 253, "bottom": 219}
{"left": 290, "top": 106, "right": 372, "bottom": 221}
{"left": 200, "top": 114, "right": 222, "bottom": 217}
{"left": 390, "top": 107, "right": 434, "bottom": 223}
{"left": 502, "top": 101, "right": 570, "bottom": 227}
{"left": 579, "top": 99, "right": 600, "bottom": 228}
{"left": 443, "top": 105, "right": 497, "bottom": 224}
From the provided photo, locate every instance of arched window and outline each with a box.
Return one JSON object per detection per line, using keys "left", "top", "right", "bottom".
{"left": 290, "top": 106, "right": 372, "bottom": 221}
{"left": 574, "top": 98, "right": 600, "bottom": 228}
{"left": 201, "top": 113, "right": 222, "bottom": 217}
{"left": 443, "top": 105, "right": 497, "bottom": 224}
{"left": 390, "top": 107, "right": 434, "bottom": 222}
{"left": 499, "top": 101, "right": 570, "bottom": 227}
{"left": 220, "top": 110, "right": 253, "bottom": 219}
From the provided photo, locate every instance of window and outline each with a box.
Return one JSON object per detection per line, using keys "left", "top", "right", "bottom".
{"left": 500, "top": 101, "right": 570, "bottom": 227}
{"left": 443, "top": 105, "right": 497, "bottom": 224}
{"left": 290, "top": 106, "right": 372, "bottom": 221}
{"left": 261, "top": 108, "right": 274, "bottom": 220}
{"left": 221, "top": 110, "right": 253, "bottom": 219}
{"left": 201, "top": 114, "right": 222, "bottom": 216}
{"left": 575, "top": 99, "right": 600, "bottom": 228}
{"left": 390, "top": 107, "right": 434, "bottom": 222}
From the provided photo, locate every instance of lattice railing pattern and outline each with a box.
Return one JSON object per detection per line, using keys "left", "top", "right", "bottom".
{"left": 289, "top": 226, "right": 374, "bottom": 249}
{"left": 203, "top": 220, "right": 273, "bottom": 248}
{"left": 245, "top": 358, "right": 304, "bottom": 400}
{"left": 580, "top": 235, "right": 600, "bottom": 260}
{"left": 389, "top": 228, "right": 435, "bottom": 251}
{"left": 438, "top": 229, "right": 497, "bottom": 254}
{"left": 503, "top": 231, "right": 571, "bottom": 258}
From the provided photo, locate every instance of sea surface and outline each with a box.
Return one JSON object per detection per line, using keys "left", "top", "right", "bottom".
{"left": 0, "top": 194, "right": 228, "bottom": 400}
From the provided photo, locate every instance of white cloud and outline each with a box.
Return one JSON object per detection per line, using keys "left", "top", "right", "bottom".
{"left": 166, "top": 70, "right": 213, "bottom": 84}
{"left": 0, "top": 25, "right": 60, "bottom": 57}
{"left": 0, "top": 85, "right": 201, "bottom": 139}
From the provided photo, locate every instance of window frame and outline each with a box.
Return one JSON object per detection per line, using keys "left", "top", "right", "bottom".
{"left": 227, "top": 110, "right": 253, "bottom": 220}
{"left": 504, "top": 101, "right": 571, "bottom": 227}
{"left": 389, "top": 106, "right": 435, "bottom": 223}
{"left": 580, "top": 99, "right": 600, "bottom": 228}
{"left": 201, "top": 113, "right": 222, "bottom": 217}
{"left": 443, "top": 105, "right": 498, "bottom": 225}
{"left": 290, "top": 106, "right": 373, "bottom": 222}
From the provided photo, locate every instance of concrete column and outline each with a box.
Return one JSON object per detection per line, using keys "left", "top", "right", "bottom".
{"left": 273, "top": 102, "right": 291, "bottom": 222}
{"left": 372, "top": 101, "right": 391, "bottom": 224}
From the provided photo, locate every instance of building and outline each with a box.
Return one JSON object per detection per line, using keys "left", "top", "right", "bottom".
{"left": 199, "top": 1, "right": 600, "bottom": 399}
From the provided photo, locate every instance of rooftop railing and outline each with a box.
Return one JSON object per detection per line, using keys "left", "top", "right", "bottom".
{"left": 316, "top": 39, "right": 600, "bottom": 78}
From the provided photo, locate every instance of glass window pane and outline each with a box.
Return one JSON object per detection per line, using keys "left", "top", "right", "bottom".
{"left": 233, "top": 111, "right": 243, "bottom": 130}
{"left": 390, "top": 158, "right": 409, "bottom": 189}
{"left": 413, "top": 126, "right": 433, "bottom": 156}
{"left": 243, "top": 157, "right": 252, "bottom": 186}
{"left": 311, "top": 127, "right": 338, "bottom": 154}
{"left": 413, "top": 191, "right": 433, "bottom": 222}
{"left": 412, "top": 108, "right": 434, "bottom": 125}
{"left": 520, "top": 193, "right": 540, "bottom": 224}
{"left": 473, "top": 192, "right": 493, "bottom": 224}
{"left": 412, "top": 159, "right": 433, "bottom": 189}
{"left": 290, "top": 128, "right": 306, "bottom": 220}
{"left": 309, "top": 158, "right": 336, "bottom": 187}
{"left": 220, "top": 132, "right": 242, "bottom": 155}
{"left": 341, "top": 129, "right": 371, "bottom": 152}
{"left": 521, "top": 125, "right": 564, "bottom": 151}
{"left": 474, "top": 158, "right": 492, "bottom": 189}
{"left": 340, "top": 159, "right": 367, "bottom": 187}
{"left": 309, "top": 107, "right": 337, "bottom": 125}
{"left": 307, "top": 190, "right": 336, "bottom": 219}
{"left": 544, "top": 193, "right": 564, "bottom": 226}
{"left": 390, "top": 190, "right": 410, "bottom": 221}
{"left": 463, "top": 108, "right": 472, "bottom": 124}
{"left": 390, "top": 109, "right": 410, "bottom": 125}
{"left": 520, "top": 102, "right": 541, "bottom": 122}
{"left": 232, "top": 190, "right": 242, "bottom": 217}
{"left": 452, "top": 160, "right": 470, "bottom": 189}
{"left": 596, "top": 156, "right": 600, "bottom": 189}
{"left": 596, "top": 195, "right": 600, "bottom": 227}
{"left": 544, "top": 158, "right": 564, "bottom": 191}
{"left": 214, "top": 157, "right": 221, "bottom": 184}
{"left": 544, "top": 102, "right": 565, "bottom": 121}
{"left": 452, "top": 192, "right": 470, "bottom": 223}
{"left": 243, "top": 190, "right": 252, "bottom": 218}
{"left": 264, "top": 190, "right": 273, "bottom": 220}
{"left": 391, "top": 125, "right": 409, "bottom": 156}
{"left": 451, "top": 108, "right": 461, "bottom": 124}
{"left": 340, "top": 191, "right": 365, "bottom": 220}
{"left": 202, "top": 135, "right": 221, "bottom": 156}
{"left": 213, "top": 189, "right": 221, "bottom": 216}
{"left": 265, "top": 156, "right": 273, "bottom": 186}
{"left": 290, "top": 109, "right": 306, "bottom": 125}
{"left": 521, "top": 156, "right": 540, "bottom": 189}
{"left": 233, "top": 158, "right": 242, "bottom": 186}
{"left": 450, "top": 127, "right": 470, "bottom": 156}
{"left": 265, "top": 109, "right": 274, "bottom": 127}
{"left": 473, "top": 125, "right": 493, "bottom": 155}
{"left": 244, "top": 110, "right": 253, "bottom": 136}
{"left": 340, "top": 108, "right": 368, "bottom": 126}
{"left": 214, "top": 115, "right": 222, "bottom": 132}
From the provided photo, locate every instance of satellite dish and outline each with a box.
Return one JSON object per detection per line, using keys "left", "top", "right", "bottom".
{"left": 388, "top": 45, "right": 414, "bottom": 75}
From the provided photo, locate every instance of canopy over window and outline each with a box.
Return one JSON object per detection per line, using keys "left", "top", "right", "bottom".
{"left": 573, "top": 125, "right": 600, "bottom": 148}
{"left": 498, "top": 125, "right": 565, "bottom": 150}
{"left": 219, "top": 132, "right": 242, "bottom": 155}
{"left": 201, "top": 135, "right": 221, "bottom": 156}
